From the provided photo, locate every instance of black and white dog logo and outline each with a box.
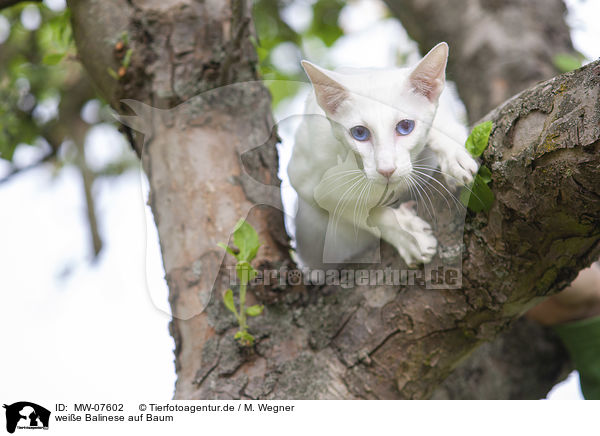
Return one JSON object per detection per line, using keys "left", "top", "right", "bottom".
{"left": 3, "top": 402, "right": 50, "bottom": 433}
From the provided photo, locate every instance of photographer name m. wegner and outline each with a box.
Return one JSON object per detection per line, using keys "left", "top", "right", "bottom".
{"left": 226, "top": 265, "right": 461, "bottom": 289}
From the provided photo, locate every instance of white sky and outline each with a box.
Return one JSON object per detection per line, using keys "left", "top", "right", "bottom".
{"left": 1, "top": 0, "right": 598, "bottom": 402}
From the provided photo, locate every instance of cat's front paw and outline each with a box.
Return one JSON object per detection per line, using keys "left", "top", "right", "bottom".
{"left": 397, "top": 218, "right": 437, "bottom": 267}
{"left": 396, "top": 232, "right": 438, "bottom": 267}
{"left": 438, "top": 146, "right": 478, "bottom": 189}
{"left": 380, "top": 202, "right": 437, "bottom": 266}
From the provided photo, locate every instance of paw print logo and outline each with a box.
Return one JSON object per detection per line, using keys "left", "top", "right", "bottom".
{"left": 287, "top": 269, "right": 302, "bottom": 286}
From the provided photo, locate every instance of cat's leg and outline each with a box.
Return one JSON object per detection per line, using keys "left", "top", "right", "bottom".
{"left": 294, "top": 197, "right": 329, "bottom": 269}
{"left": 427, "top": 113, "right": 478, "bottom": 189}
{"left": 295, "top": 197, "right": 379, "bottom": 268}
{"left": 368, "top": 202, "right": 437, "bottom": 266}
{"left": 321, "top": 213, "right": 380, "bottom": 265}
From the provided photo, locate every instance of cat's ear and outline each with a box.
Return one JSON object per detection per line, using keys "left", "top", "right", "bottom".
{"left": 301, "top": 60, "right": 348, "bottom": 114}
{"left": 408, "top": 42, "right": 448, "bottom": 102}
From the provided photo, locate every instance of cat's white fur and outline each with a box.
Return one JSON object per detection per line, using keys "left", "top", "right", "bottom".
{"left": 288, "top": 43, "right": 478, "bottom": 268}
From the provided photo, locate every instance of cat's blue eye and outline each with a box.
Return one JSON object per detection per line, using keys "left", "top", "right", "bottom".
{"left": 396, "top": 119, "right": 415, "bottom": 135}
{"left": 350, "top": 125, "right": 371, "bottom": 141}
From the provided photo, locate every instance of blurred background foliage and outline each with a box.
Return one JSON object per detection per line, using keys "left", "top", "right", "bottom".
{"left": 0, "top": 2, "right": 74, "bottom": 162}
{"left": 0, "top": 1, "right": 137, "bottom": 170}
{"left": 0, "top": 0, "right": 363, "bottom": 259}
{"left": 0, "top": 1, "right": 138, "bottom": 257}
{"left": 254, "top": 0, "right": 355, "bottom": 108}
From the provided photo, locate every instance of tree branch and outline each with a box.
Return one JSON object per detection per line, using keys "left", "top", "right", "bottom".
{"left": 385, "top": 0, "right": 584, "bottom": 399}
{"left": 75, "top": 141, "right": 103, "bottom": 259}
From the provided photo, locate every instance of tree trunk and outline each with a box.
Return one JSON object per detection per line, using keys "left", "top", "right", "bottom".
{"left": 69, "top": 0, "right": 600, "bottom": 399}
{"left": 384, "top": 0, "right": 583, "bottom": 398}
{"left": 68, "top": 0, "right": 290, "bottom": 396}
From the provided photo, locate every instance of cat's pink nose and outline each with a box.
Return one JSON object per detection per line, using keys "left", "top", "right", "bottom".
{"left": 377, "top": 167, "right": 396, "bottom": 179}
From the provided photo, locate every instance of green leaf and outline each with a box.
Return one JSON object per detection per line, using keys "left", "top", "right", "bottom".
{"left": 232, "top": 219, "right": 261, "bottom": 262}
{"left": 459, "top": 187, "right": 469, "bottom": 208}
{"left": 461, "top": 174, "right": 495, "bottom": 213}
{"left": 552, "top": 53, "right": 583, "bottom": 73}
{"left": 465, "top": 121, "right": 493, "bottom": 158}
{"left": 246, "top": 305, "right": 264, "bottom": 317}
{"left": 217, "top": 242, "right": 237, "bottom": 258}
{"left": 223, "top": 289, "right": 237, "bottom": 315}
{"left": 236, "top": 261, "right": 258, "bottom": 284}
{"left": 42, "top": 53, "right": 65, "bottom": 66}
{"left": 478, "top": 165, "right": 492, "bottom": 183}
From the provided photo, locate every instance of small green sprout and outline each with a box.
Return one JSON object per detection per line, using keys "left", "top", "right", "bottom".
{"left": 109, "top": 32, "right": 133, "bottom": 80}
{"left": 218, "top": 219, "right": 264, "bottom": 347}
{"left": 122, "top": 48, "right": 133, "bottom": 69}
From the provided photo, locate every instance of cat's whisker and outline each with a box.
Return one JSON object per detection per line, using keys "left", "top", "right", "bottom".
{"left": 317, "top": 174, "right": 365, "bottom": 195}
{"left": 315, "top": 172, "right": 365, "bottom": 244}
{"left": 319, "top": 169, "right": 364, "bottom": 183}
{"left": 412, "top": 166, "right": 484, "bottom": 206}
{"left": 361, "top": 181, "right": 372, "bottom": 223}
{"left": 414, "top": 170, "right": 464, "bottom": 205}
{"left": 413, "top": 175, "right": 437, "bottom": 221}
{"left": 411, "top": 170, "right": 458, "bottom": 213}
{"left": 413, "top": 165, "right": 475, "bottom": 189}
{"left": 318, "top": 174, "right": 364, "bottom": 201}
{"left": 406, "top": 176, "right": 425, "bottom": 217}
{"left": 353, "top": 181, "right": 365, "bottom": 239}
{"left": 409, "top": 174, "right": 437, "bottom": 222}
{"left": 365, "top": 183, "right": 373, "bottom": 222}
{"left": 407, "top": 174, "right": 436, "bottom": 223}
{"left": 404, "top": 176, "right": 420, "bottom": 215}
{"left": 335, "top": 178, "right": 366, "bottom": 241}
{"left": 353, "top": 181, "right": 371, "bottom": 240}
{"left": 331, "top": 176, "right": 366, "bottom": 241}
{"left": 411, "top": 156, "right": 437, "bottom": 165}
{"left": 415, "top": 175, "right": 456, "bottom": 216}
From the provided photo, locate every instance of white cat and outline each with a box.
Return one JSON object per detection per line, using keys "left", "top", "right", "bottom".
{"left": 288, "top": 42, "right": 478, "bottom": 268}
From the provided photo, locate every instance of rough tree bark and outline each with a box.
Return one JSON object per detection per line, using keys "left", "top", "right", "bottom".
{"left": 68, "top": 0, "right": 289, "bottom": 397}
{"left": 384, "top": 0, "right": 584, "bottom": 398}
{"left": 68, "top": 0, "right": 600, "bottom": 399}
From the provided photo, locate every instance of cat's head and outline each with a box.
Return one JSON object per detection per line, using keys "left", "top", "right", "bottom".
{"left": 302, "top": 42, "right": 448, "bottom": 185}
